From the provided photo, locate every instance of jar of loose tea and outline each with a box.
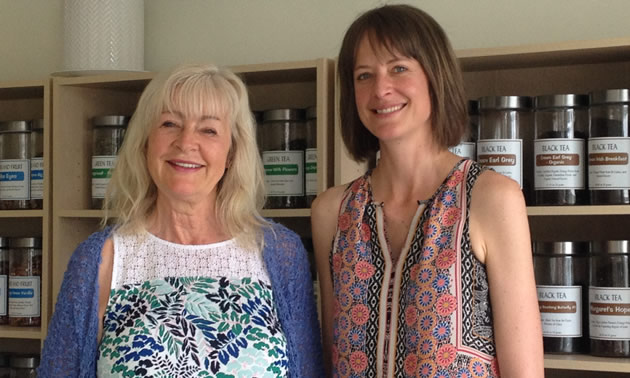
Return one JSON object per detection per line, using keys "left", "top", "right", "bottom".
{"left": 533, "top": 241, "right": 588, "bottom": 354}
{"left": 8, "top": 355, "right": 38, "bottom": 378}
{"left": 305, "top": 106, "right": 318, "bottom": 207}
{"left": 534, "top": 94, "right": 589, "bottom": 205}
{"left": 478, "top": 96, "right": 534, "bottom": 204}
{"left": 449, "top": 100, "right": 478, "bottom": 160}
{"left": 0, "top": 121, "right": 31, "bottom": 210}
{"left": 262, "top": 108, "right": 306, "bottom": 209}
{"left": 253, "top": 110, "right": 264, "bottom": 156}
{"left": 91, "top": 115, "right": 129, "bottom": 209}
{"left": 0, "top": 237, "right": 8, "bottom": 325}
{"left": 29, "top": 119, "right": 44, "bottom": 210}
{"left": 8, "top": 237, "right": 41, "bottom": 327}
{"left": 588, "top": 89, "right": 630, "bottom": 204}
{"left": 589, "top": 240, "right": 630, "bottom": 357}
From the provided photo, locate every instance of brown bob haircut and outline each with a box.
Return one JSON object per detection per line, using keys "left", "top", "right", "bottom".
{"left": 338, "top": 4, "right": 468, "bottom": 162}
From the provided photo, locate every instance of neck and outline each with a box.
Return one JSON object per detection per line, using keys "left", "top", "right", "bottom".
{"left": 146, "top": 196, "right": 229, "bottom": 244}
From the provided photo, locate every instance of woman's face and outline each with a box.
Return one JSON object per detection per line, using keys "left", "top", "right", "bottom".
{"left": 353, "top": 35, "right": 432, "bottom": 143}
{"left": 146, "top": 107, "right": 232, "bottom": 206}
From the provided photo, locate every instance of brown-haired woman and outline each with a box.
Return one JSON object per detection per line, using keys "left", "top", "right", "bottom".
{"left": 312, "top": 5, "right": 543, "bottom": 377}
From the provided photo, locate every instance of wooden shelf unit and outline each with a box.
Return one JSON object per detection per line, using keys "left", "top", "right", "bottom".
{"left": 0, "top": 79, "right": 51, "bottom": 355}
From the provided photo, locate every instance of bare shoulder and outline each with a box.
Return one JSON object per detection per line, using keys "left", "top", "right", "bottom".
{"left": 471, "top": 169, "right": 527, "bottom": 216}
{"left": 311, "top": 183, "right": 348, "bottom": 224}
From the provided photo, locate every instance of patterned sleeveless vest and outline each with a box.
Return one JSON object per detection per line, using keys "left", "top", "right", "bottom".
{"left": 330, "top": 159, "right": 499, "bottom": 378}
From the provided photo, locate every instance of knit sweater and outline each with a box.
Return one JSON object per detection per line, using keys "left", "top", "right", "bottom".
{"left": 38, "top": 222, "right": 323, "bottom": 377}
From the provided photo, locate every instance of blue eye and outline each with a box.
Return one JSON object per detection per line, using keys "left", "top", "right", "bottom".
{"left": 356, "top": 72, "right": 371, "bottom": 81}
{"left": 162, "top": 121, "right": 177, "bottom": 128}
{"left": 393, "top": 66, "right": 407, "bottom": 73}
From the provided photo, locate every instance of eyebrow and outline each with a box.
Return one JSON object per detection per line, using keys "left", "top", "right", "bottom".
{"left": 162, "top": 111, "right": 220, "bottom": 121}
{"left": 354, "top": 57, "right": 409, "bottom": 71}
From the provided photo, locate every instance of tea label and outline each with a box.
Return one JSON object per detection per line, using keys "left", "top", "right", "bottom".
{"left": 305, "top": 148, "right": 318, "bottom": 196}
{"left": 476, "top": 139, "right": 523, "bottom": 187}
{"left": 589, "top": 287, "right": 630, "bottom": 340}
{"left": 0, "top": 159, "right": 30, "bottom": 200}
{"left": 588, "top": 137, "right": 630, "bottom": 190}
{"left": 30, "top": 157, "right": 44, "bottom": 200}
{"left": 8, "top": 276, "right": 40, "bottom": 317}
{"left": 449, "top": 142, "right": 476, "bottom": 161}
{"left": 537, "top": 285, "right": 582, "bottom": 337}
{"left": 263, "top": 150, "right": 304, "bottom": 196}
{"left": 535, "top": 139, "right": 585, "bottom": 190}
{"left": 0, "top": 275, "right": 6, "bottom": 316}
{"left": 92, "top": 155, "right": 117, "bottom": 199}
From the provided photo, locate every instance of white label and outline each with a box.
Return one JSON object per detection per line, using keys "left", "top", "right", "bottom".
{"left": 92, "top": 156, "right": 117, "bottom": 199}
{"left": 588, "top": 137, "right": 630, "bottom": 190}
{"left": 537, "top": 285, "right": 582, "bottom": 337}
{"left": 0, "top": 159, "right": 30, "bottom": 200}
{"left": 305, "top": 148, "right": 317, "bottom": 196}
{"left": 589, "top": 287, "right": 630, "bottom": 340}
{"left": 262, "top": 151, "right": 304, "bottom": 196}
{"left": 0, "top": 275, "right": 6, "bottom": 316}
{"left": 30, "top": 157, "right": 44, "bottom": 200}
{"left": 535, "top": 139, "right": 585, "bottom": 190}
{"left": 449, "top": 142, "right": 476, "bottom": 161}
{"left": 476, "top": 139, "right": 523, "bottom": 188}
{"left": 8, "top": 276, "right": 40, "bottom": 317}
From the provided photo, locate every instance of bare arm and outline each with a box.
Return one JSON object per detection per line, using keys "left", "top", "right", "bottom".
{"left": 470, "top": 171, "right": 544, "bottom": 377}
{"left": 97, "top": 238, "right": 114, "bottom": 341}
{"left": 310, "top": 184, "right": 346, "bottom": 377}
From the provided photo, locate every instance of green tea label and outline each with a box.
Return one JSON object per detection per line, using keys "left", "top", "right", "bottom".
{"left": 263, "top": 151, "right": 304, "bottom": 196}
{"left": 305, "top": 148, "right": 317, "bottom": 196}
{"left": 92, "top": 155, "right": 117, "bottom": 199}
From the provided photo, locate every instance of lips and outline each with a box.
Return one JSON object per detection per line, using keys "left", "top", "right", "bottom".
{"left": 374, "top": 103, "right": 405, "bottom": 114}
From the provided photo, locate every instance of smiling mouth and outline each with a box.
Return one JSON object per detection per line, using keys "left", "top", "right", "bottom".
{"left": 374, "top": 104, "right": 405, "bottom": 114}
{"left": 169, "top": 161, "right": 203, "bottom": 169}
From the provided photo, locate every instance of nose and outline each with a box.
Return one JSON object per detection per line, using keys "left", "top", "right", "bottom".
{"left": 373, "top": 73, "right": 392, "bottom": 98}
{"left": 174, "top": 124, "right": 199, "bottom": 151}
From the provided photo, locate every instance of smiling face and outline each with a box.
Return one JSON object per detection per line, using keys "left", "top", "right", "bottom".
{"left": 353, "top": 35, "right": 433, "bottom": 144}
{"left": 146, "top": 107, "right": 232, "bottom": 207}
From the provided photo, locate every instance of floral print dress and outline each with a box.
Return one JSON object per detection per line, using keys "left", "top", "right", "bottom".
{"left": 330, "top": 159, "right": 499, "bottom": 378}
{"left": 97, "top": 231, "right": 288, "bottom": 378}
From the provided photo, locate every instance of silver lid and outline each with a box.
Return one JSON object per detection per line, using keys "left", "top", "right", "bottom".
{"left": 590, "top": 240, "right": 630, "bottom": 254}
{"left": 534, "top": 94, "right": 589, "bottom": 109}
{"left": 263, "top": 108, "right": 305, "bottom": 122}
{"left": 9, "top": 355, "right": 39, "bottom": 369}
{"left": 590, "top": 89, "right": 630, "bottom": 105}
{"left": 92, "top": 115, "right": 130, "bottom": 127}
{"left": 8, "top": 237, "right": 42, "bottom": 249}
{"left": 479, "top": 95, "right": 532, "bottom": 110}
{"left": 31, "top": 118, "right": 44, "bottom": 131}
{"left": 0, "top": 120, "right": 31, "bottom": 133}
{"left": 306, "top": 106, "right": 317, "bottom": 120}
{"left": 533, "top": 241, "right": 588, "bottom": 256}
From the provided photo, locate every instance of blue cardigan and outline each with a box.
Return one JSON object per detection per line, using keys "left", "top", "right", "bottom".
{"left": 38, "top": 223, "right": 323, "bottom": 377}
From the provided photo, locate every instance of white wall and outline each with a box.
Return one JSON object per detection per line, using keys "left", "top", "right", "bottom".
{"left": 2, "top": 0, "right": 630, "bottom": 81}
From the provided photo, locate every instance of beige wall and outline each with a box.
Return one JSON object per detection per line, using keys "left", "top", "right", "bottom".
{"left": 2, "top": 0, "right": 630, "bottom": 81}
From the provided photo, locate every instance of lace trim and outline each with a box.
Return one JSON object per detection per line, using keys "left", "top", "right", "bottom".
{"left": 111, "top": 230, "right": 269, "bottom": 289}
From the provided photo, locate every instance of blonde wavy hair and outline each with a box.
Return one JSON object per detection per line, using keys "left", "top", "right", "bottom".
{"left": 102, "top": 63, "right": 268, "bottom": 248}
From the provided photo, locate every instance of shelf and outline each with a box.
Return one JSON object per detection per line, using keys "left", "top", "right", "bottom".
{"left": 56, "top": 209, "right": 105, "bottom": 218}
{"left": 0, "top": 325, "right": 42, "bottom": 340}
{"left": 527, "top": 205, "right": 630, "bottom": 216}
{"left": 0, "top": 210, "right": 44, "bottom": 218}
{"left": 545, "top": 354, "right": 630, "bottom": 373}
{"left": 261, "top": 208, "right": 311, "bottom": 218}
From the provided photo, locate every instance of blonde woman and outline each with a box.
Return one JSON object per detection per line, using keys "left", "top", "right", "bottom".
{"left": 40, "top": 64, "right": 323, "bottom": 377}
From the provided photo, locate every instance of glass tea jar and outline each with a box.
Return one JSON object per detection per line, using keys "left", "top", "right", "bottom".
{"left": 253, "top": 110, "right": 264, "bottom": 157}
{"left": 261, "top": 108, "right": 306, "bottom": 209}
{"left": 29, "top": 119, "right": 44, "bottom": 209}
{"left": 0, "top": 121, "right": 31, "bottom": 210}
{"left": 449, "top": 100, "right": 478, "bottom": 160}
{"left": 305, "top": 106, "right": 317, "bottom": 207}
{"left": 8, "top": 355, "right": 39, "bottom": 378}
{"left": 8, "top": 237, "right": 42, "bottom": 327}
{"left": 478, "top": 96, "right": 534, "bottom": 204}
{"left": 533, "top": 241, "right": 589, "bottom": 354}
{"left": 589, "top": 240, "right": 630, "bottom": 357}
{"left": 588, "top": 89, "right": 630, "bottom": 204}
{"left": 0, "top": 237, "right": 8, "bottom": 325}
{"left": 534, "top": 94, "right": 589, "bottom": 205}
{"left": 91, "top": 115, "right": 129, "bottom": 209}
